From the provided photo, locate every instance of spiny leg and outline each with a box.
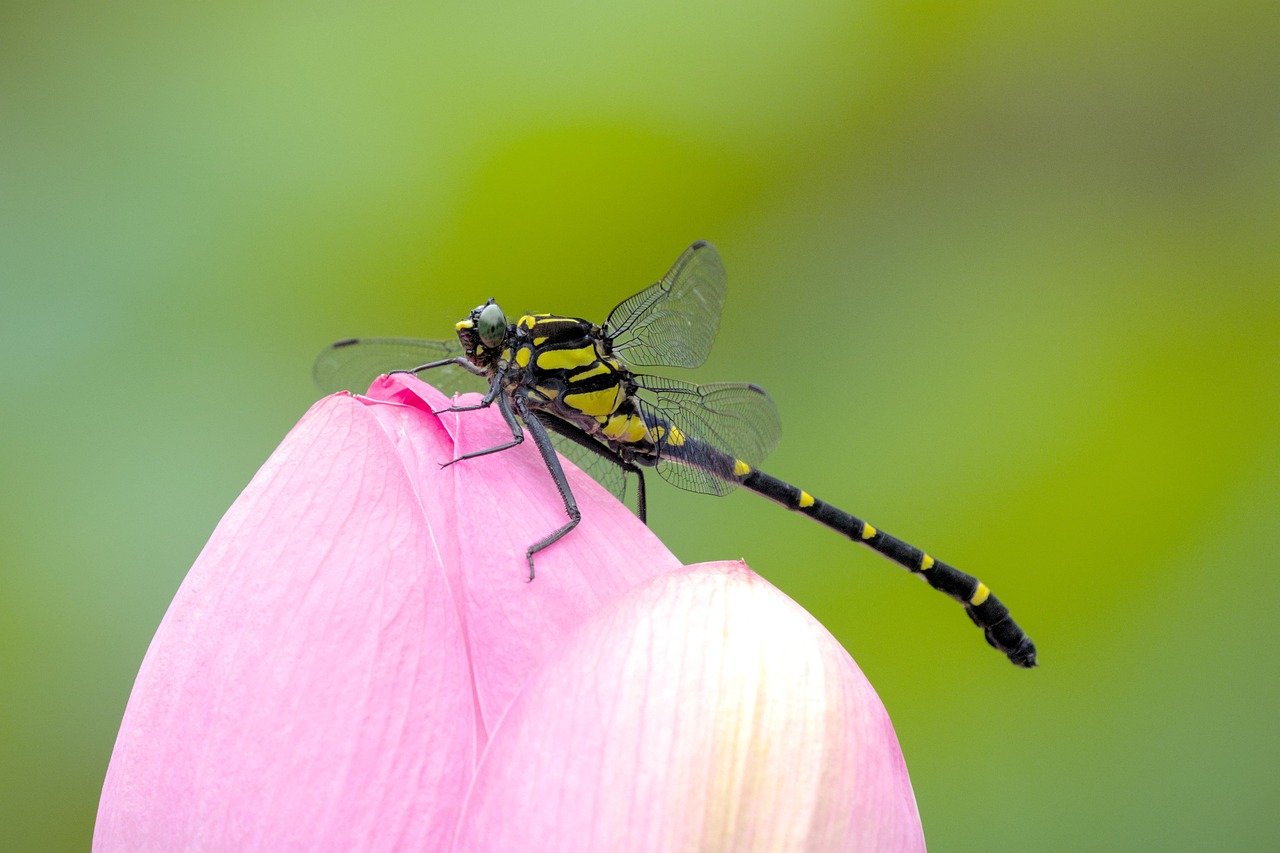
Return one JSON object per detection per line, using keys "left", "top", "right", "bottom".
{"left": 537, "top": 413, "right": 648, "bottom": 524}
{"left": 389, "top": 356, "right": 486, "bottom": 382}
{"left": 517, "top": 400, "right": 582, "bottom": 580}
{"left": 387, "top": 358, "right": 496, "bottom": 415}
{"left": 433, "top": 377, "right": 504, "bottom": 415}
{"left": 413, "top": 356, "right": 488, "bottom": 377}
{"left": 440, "top": 387, "right": 524, "bottom": 467}
{"left": 432, "top": 390, "right": 586, "bottom": 578}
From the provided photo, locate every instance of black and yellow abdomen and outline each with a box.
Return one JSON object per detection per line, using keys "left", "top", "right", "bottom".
{"left": 653, "top": 431, "right": 1037, "bottom": 667}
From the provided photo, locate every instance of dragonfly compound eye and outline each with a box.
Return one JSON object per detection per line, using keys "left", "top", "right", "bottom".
{"left": 477, "top": 302, "right": 507, "bottom": 347}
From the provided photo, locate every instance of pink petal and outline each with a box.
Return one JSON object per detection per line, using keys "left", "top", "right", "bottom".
{"left": 95, "top": 393, "right": 477, "bottom": 850}
{"left": 97, "top": 373, "right": 684, "bottom": 850}
{"left": 364, "top": 373, "right": 681, "bottom": 730}
{"left": 454, "top": 561, "right": 924, "bottom": 851}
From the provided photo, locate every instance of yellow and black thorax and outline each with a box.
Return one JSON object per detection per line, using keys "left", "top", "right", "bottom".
{"left": 498, "top": 313, "right": 657, "bottom": 451}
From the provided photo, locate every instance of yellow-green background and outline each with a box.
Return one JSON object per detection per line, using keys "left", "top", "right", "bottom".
{"left": 3, "top": 3, "right": 1277, "bottom": 849}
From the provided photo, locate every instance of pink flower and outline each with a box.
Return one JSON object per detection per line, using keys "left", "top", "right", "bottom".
{"left": 95, "top": 373, "right": 923, "bottom": 850}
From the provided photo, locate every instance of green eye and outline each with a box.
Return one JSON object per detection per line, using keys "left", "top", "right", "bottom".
{"left": 477, "top": 302, "right": 507, "bottom": 346}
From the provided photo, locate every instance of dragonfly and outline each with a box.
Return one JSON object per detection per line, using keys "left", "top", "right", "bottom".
{"left": 314, "top": 241, "right": 1037, "bottom": 667}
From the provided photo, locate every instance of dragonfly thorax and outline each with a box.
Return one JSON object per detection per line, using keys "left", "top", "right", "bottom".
{"left": 505, "top": 312, "right": 635, "bottom": 432}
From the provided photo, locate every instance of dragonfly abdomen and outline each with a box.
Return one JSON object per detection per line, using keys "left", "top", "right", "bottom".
{"left": 666, "top": 443, "right": 1037, "bottom": 668}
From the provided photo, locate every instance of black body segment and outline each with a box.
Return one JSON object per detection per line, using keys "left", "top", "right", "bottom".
{"left": 658, "top": 436, "right": 1037, "bottom": 667}
{"left": 313, "top": 241, "right": 1038, "bottom": 668}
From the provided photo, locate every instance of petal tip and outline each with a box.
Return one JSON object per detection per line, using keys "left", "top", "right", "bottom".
{"left": 364, "top": 372, "right": 457, "bottom": 413}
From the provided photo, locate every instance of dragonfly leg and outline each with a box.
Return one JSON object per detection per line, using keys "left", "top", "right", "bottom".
{"left": 440, "top": 389, "right": 523, "bottom": 467}
{"left": 405, "top": 356, "right": 487, "bottom": 377}
{"left": 518, "top": 400, "right": 581, "bottom": 580}
{"left": 433, "top": 380, "right": 503, "bottom": 415}
{"left": 635, "top": 467, "right": 647, "bottom": 523}
{"left": 536, "top": 414, "right": 649, "bottom": 524}
{"left": 430, "top": 370, "right": 505, "bottom": 415}
{"left": 383, "top": 357, "right": 494, "bottom": 413}
{"left": 387, "top": 356, "right": 480, "bottom": 387}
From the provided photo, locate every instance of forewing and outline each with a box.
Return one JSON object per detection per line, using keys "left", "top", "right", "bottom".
{"left": 312, "top": 337, "right": 480, "bottom": 397}
{"left": 606, "top": 241, "right": 726, "bottom": 369}
{"left": 632, "top": 376, "right": 781, "bottom": 496}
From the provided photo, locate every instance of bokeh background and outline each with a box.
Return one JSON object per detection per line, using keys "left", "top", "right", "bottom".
{"left": 3, "top": 2, "right": 1277, "bottom": 849}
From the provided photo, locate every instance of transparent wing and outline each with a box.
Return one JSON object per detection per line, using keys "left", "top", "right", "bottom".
{"left": 605, "top": 241, "right": 726, "bottom": 369}
{"left": 312, "top": 337, "right": 482, "bottom": 397}
{"left": 632, "top": 376, "right": 781, "bottom": 496}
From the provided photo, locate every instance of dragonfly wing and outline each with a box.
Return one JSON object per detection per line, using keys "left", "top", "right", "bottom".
{"left": 632, "top": 376, "right": 781, "bottom": 496}
{"left": 312, "top": 337, "right": 480, "bottom": 397}
{"left": 606, "top": 241, "right": 727, "bottom": 369}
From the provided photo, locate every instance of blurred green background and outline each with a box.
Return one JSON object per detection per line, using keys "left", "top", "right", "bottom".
{"left": 3, "top": 2, "right": 1277, "bottom": 849}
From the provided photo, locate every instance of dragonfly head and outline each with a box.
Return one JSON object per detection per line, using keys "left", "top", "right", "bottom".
{"left": 455, "top": 299, "right": 509, "bottom": 365}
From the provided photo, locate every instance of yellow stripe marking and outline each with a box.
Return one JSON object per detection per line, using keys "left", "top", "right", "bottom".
{"left": 798, "top": 491, "right": 814, "bottom": 508}
{"left": 650, "top": 424, "right": 687, "bottom": 446}
{"left": 570, "top": 363, "right": 610, "bottom": 381}
{"left": 861, "top": 524, "right": 877, "bottom": 540}
{"left": 562, "top": 386, "right": 623, "bottom": 418}
{"left": 515, "top": 347, "right": 531, "bottom": 367}
{"left": 526, "top": 315, "right": 578, "bottom": 331}
{"left": 603, "top": 414, "right": 649, "bottom": 443}
{"left": 921, "top": 554, "right": 935, "bottom": 571}
{"left": 518, "top": 315, "right": 536, "bottom": 330}
{"left": 456, "top": 319, "right": 475, "bottom": 331}
{"left": 536, "top": 346, "right": 597, "bottom": 371}
{"left": 969, "top": 583, "right": 990, "bottom": 606}
{"left": 733, "top": 459, "right": 751, "bottom": 477}
{"left": 533, "top": 336, "right": 548, "bottom": 345}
